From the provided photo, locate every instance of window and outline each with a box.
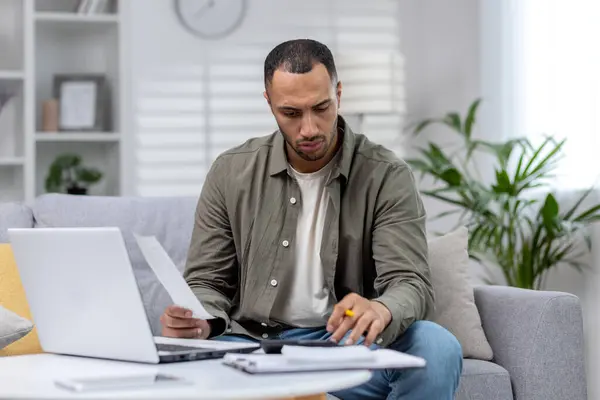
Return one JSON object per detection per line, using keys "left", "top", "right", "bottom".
{"left": 502, "top": 0, "right": 600, "bottom": 189}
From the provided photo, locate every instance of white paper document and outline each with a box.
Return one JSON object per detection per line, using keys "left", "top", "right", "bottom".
{"left": 281, "top": 345, "right": 376, "bottom": 363}
{"left": 222, "top": 347, "right": 426, "bottom": 374}
{"left": 134, "top": 235, "right": 214, "bottom": 320}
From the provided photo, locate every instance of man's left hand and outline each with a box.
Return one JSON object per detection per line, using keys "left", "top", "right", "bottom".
{"left": 326, "top": 293, "right": 392, "bottom": 346}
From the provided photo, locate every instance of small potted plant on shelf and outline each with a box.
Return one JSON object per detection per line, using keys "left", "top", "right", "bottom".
{"left": 45, "top": 153, "right": 103, "bottom": 195}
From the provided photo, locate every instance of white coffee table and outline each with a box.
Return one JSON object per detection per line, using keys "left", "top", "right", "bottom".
{"left": 0, "top": 353, "right": 371, "bottom": 399}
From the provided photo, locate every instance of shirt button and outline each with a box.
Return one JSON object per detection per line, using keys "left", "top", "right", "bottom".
{"left": 270, "top": 279, "right": 278, "bottom": 287}
{"left": 226, "top": 328, "right": 232, "bottom": 333}
{"left": 261, "top": 322, "right": 267, "bottom": 327}
{"left": 289, "top": 197, "right": 297, "bottom": 205}
{"left": 282, "top": 240, "right": 289, "bottom": 247}
{"left": 376, "top": 338, "right": 383, "bottom": 345}
{"left": 262, "top": 333, "right": 269, "bottom": 339}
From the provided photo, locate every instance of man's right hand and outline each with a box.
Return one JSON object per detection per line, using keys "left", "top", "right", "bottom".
{"left": 160, "top": 305, "right": 211, "bottom": 339}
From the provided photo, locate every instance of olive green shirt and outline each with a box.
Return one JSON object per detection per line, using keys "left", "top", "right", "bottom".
{"left": 183, "top": 116, "right": 433, "bottom": 347}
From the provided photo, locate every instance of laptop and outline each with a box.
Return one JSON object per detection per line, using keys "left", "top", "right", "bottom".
{"left": 7, "top": 227, "right": 259, "bottom": 364}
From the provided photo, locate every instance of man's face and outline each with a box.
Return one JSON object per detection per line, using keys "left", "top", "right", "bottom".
{"left": 264, "top": 63, "right": 342, "bottom": 162}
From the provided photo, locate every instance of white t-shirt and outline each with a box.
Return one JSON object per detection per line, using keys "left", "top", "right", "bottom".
{"left": 270, "top": 159, "right": 337, "bottom": 327}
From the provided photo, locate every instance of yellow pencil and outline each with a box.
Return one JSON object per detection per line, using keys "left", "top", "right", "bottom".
{"left": 345, "top": 309, "right": 355, "bottom": 318}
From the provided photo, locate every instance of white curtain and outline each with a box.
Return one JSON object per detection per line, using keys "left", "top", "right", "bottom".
{"left": 514, "top": 0, "right": 600, "bottom": 189}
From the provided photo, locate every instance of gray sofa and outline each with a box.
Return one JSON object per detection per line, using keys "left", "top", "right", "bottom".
{"left": 0, "top": 194, "right": 587, "bottom": 400}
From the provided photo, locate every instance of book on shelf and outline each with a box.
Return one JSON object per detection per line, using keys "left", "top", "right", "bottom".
{"left": 76, "top": 0, "right": 110, "bottom": 14}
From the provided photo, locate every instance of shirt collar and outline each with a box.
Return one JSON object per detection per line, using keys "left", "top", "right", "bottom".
{"left": 269, "top": 115, "right": 355, "bottom": 182}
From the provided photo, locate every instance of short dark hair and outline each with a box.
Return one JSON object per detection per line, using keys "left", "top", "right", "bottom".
{"left": 264, "top": 39, "right": 338, "bottom": 87}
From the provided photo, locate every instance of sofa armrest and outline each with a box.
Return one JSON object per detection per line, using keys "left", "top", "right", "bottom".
{"left": 474, "top": 285, "right": 587, "bottom": 400}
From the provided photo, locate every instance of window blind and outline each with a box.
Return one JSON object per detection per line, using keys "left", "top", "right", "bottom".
{"left": 134, "top": 0, "right": 403, "bottom": 197}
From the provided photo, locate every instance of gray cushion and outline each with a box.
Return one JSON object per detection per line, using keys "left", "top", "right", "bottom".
{"left": 32, "top": 193, "right": 199, "bottom": 335}
{"left": 456, "top": 359, "right": 513, "bottom": 400}
{"left": 0, "top": 305, "right": 33, "bottom": 349}
{"left": 428, "top": 227, "right": 494, "bottom": 360}
{"left": 0, "top": 202, "right": 33, "bottom": 243}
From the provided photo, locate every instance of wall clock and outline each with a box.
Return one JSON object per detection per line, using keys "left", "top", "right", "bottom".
{"left": 174, "top": 0, "right": 247, "bottom": 39}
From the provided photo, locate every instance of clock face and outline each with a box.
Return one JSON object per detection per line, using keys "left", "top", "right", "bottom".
{"left": 174, "top": 0, "right": 247, "bottom": 39}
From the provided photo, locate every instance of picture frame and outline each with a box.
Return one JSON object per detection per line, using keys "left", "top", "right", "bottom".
{"left": 53, "top": 74, "right": 109, "bottom": 132}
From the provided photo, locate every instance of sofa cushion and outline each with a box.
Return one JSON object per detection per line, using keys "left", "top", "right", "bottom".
{"left": 0, "top": 203, "right": 33, "bottom": 243}
{"left": 32, "top": 193, "right": 199, "bottom": 335}
{"left": 0, "top": 244, "right": 43, "bottom": 355}
{"left": 428, "top": 227, "right": 494, "bottom": 360}
{"left": 456, "top": 359, "right": 513, "bottom": 400}
{"left": 0, "top": 305, "right": 32, "bottom": 350}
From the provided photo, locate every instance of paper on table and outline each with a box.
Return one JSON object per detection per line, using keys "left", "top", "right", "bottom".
{"left": 222, "top": 348, "right": 426, "bottom": 374}
{"left": 281, "top": 345, "right": 376, "bottom": 363}
{"left": 134, "top": 234, "right": 214, "bottom": 320}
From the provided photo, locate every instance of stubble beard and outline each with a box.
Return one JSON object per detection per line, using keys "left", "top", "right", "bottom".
{"left": 279, "top": 119, "right": 338, "bottom": 162}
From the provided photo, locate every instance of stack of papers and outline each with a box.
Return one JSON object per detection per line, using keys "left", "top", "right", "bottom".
{"left": 222, "top": 345, "right": 426, "bottom": 374}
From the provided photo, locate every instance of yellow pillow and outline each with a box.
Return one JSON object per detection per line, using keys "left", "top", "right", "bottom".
{"left": 0, "top": 244, "right": 43, "bottom": 356}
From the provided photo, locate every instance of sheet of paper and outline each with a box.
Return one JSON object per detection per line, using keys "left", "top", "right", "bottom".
{"left": 222, "top": 348, "right": 426, "bottom": 374}
{"left": 134, "top": 234, "right": 214, "bottom": 320}
{"left": 281, "top": 345, "right": 376, "bottom": 363}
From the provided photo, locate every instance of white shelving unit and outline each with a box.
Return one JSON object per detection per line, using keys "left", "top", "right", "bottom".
{"left": 35, "top": 11, "right": 119, "bottom": 23}
{"left": 0, "top": 0, "right": 124, "bottom": 204}
{"left": 35, "top": 132, "right": 120, "bottom": 142}
{"left": 0, "top": 70, "right": 25, "bottom": 80}
{"left": 0, "top": 157, "right": 25, "bottom": 166}
{"left": 0, "top": 0, "right": 27, "bottom": 202}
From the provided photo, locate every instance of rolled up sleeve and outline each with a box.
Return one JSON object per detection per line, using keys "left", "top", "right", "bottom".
{"left": 371, "top": 164, "right": 433, "bottom": 347}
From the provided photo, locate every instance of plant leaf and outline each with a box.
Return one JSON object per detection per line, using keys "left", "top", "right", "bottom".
{"left": 464, "top": 98, "right": 481, "bottom": 139}
{"left": 405, "top": 158, "right": 431, "bottom": 172}
{"left": 540, "top": 194, "right": 560, "bottom": 236}
{"left": 421, "top": 190, "right": 470, "bottom": 209}
{"left": 431, "top": 209, "right": 461, "bottom": 221}
{"left": 76, "top": 168, "right": 103, "bottom": 184}
{"left": 492, "top": 169, "right": 513, "bottom": 194}
{"left": 573, "top": 204, "right": 600, "bottom": 223}
{"left": 412, "top": 119, "right": 440, "bottom": 135}
{"left": 440, "top": 168, "right": 463, "bottom": 186}
{"left": 563, "top": 186, "right": 596, "bottom": 220}
{"left": 443, "top": 113, "right": 462, "bottom": 133}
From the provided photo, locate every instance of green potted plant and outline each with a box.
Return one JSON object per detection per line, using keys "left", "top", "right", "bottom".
{"left": 407, "top": 98, "right": 600, "bottom": 289}
{"left": 45, "top": 153, "right": 103, "bottom": 195}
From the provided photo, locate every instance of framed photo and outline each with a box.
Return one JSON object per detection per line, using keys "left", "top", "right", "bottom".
{"left": 53, "top": 74, "right": 109, "bottom": 132}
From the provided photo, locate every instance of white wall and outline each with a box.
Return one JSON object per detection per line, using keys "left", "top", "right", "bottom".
{"left": 397, "top": 0, "right": 482, "bottom": 236}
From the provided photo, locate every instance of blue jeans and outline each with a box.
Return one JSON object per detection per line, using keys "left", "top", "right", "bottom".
{"left": 213, "top": 320, "right": 463, "bottom": 400}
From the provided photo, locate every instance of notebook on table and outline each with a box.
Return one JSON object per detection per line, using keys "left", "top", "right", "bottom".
{"left": 222, "top": 345, "right": 426, "bottom": 374}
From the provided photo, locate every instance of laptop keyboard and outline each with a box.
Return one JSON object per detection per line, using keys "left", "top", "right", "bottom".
{"left": 156, "top": 343, "right": 214, "bottom": 352}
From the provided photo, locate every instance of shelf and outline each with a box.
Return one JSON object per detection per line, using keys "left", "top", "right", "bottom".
{"left": 35, "top": 132, "right": 120, "bottom": 143}
{"left": 0, "top": 70, "right": 24, "bottom": 80}
{"left": 35, "top": 12, "right": 118, "bottom": 24}
{"left": 0, "top": 70, "right": 24, "bottom": 93}
{"left": 0, "top": 157, "right": 25, "bottom": 166}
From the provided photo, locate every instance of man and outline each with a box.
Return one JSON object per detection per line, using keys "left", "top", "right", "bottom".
{"left": 160, "top": 39, "right": 462, "bottom": 399}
